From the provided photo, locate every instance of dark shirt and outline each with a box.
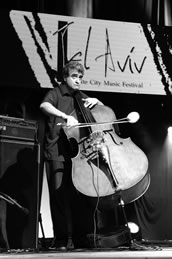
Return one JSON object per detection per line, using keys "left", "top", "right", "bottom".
{"left": 42, "top": 83, "right": 88, "bottom": 161}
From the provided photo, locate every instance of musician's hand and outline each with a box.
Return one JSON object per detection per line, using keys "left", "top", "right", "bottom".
{"left": 82, "top": 98, "right": 103, "bottom": 108}
{"left": 66, "top": 115, "right": 79, "bottom": 127}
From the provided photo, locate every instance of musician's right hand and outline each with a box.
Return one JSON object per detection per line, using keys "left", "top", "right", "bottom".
{"left": 65, "top": 115, "right": 79, "bottom": 127}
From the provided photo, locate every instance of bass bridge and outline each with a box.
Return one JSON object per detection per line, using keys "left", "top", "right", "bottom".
{"left": 79, "top": 130, "right": 110, "bottom": 161}
{"left": 79, "top": 129, "right": 119, "bottom": 189}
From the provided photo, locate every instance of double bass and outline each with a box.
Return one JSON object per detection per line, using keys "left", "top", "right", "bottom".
{"left": 62, "top": 90, "right": 150, "bottom": 205}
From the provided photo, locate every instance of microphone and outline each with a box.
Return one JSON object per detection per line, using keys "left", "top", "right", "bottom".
{"left": 16, "top": 203, "right": 30, "bottom": 215}
{"left": 11, "top": 199, "right": 30, "bottom": 215}
{"left": 0, "top": 192, "right": 29, "bottom": 215}
{"left": 20, "top": 206, "right": 29, "bottom": 215}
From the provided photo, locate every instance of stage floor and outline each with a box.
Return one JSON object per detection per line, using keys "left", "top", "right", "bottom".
{"left": 1, "top": 244, "right": 172, "bottom": 259}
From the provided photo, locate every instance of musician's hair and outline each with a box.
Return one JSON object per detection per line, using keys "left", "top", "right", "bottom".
{"left": 62, "top": 61, "right": 84, "bottom": 79}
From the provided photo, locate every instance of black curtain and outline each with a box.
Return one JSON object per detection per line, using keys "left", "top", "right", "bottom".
{"left": 1, "top": 0, "right": 172, "bottom": 242}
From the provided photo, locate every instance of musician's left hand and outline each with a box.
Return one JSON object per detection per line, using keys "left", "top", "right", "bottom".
{"left": 82, "top": 98, "right": 103, "bottom": 108}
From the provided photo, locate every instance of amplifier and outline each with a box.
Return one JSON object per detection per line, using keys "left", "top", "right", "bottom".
{"left": 0, "top": 115, "right": 38, "bottom": 142}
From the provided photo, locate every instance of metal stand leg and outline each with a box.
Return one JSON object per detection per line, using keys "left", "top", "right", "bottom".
{"left": 118, "top": 197, "right": 133, "bottom": 244}
{"left": 38, "top": 213, "right": 47, "bottom": 250}
{"left": 119, "top": 196, "right": 159, "bottom": 251}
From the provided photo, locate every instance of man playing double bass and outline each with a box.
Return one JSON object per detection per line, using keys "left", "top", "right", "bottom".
{"left": 40, "top": 61, "right": 104, "bottom": 250}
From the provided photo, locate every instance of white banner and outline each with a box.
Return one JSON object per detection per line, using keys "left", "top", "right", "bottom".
{"left": 10, "top": 10, "right": 172, "bottom": 95}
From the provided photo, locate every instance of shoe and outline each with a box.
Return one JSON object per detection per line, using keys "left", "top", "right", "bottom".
{"left": 55, "top": 246, "right": 67, "bottom": 251}
{"left": 57, "top": 246, "right": 67, "bottom": 251}
{"left": 49, "top": 245, "right": 67, "bottom": 251}
{"left": 49, "top": 238, "right": 67, "bottom": 251}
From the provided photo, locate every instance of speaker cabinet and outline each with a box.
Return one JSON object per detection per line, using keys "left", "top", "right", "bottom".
{"left": 0, "top": 138, "right": 40, "bottom": 250}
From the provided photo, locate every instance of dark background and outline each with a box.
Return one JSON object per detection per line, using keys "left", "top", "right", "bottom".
{"left": 1, "top": 0, "right": 172, "bottom": 248}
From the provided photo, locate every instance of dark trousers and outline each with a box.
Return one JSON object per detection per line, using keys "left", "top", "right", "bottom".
{"left": 45, "top": 159, "right": 121, "bottom": 248}
{"left": 0, "top": 200, "right": 9, "bottom": 249}
{"left": 45, "top": 160, "right": 95, "bottom": 248}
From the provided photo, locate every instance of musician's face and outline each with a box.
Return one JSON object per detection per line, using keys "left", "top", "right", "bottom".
{"left": 64, "top": 69, "right": 83, "bottom": 90}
